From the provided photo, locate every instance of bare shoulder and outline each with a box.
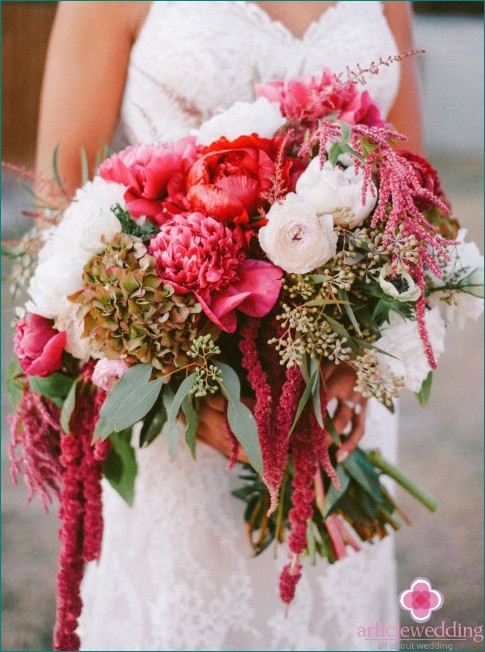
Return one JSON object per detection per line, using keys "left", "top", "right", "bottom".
{"left": 55, "top": 1, "right": 151, "bottom": 43}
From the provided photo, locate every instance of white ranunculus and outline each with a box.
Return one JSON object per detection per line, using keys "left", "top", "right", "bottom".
{"left": 296, "top": 158, "right": 377, "bottom": 229}
{"left": 258, "top": 193, "right": 337, "bottom": 274}
{"left": 378, "top": 264, "right": 421, "bottom": 302}
{"left": 196, "top": 97, "right": 285, "bottom": 145}
{"left": 375, "top": 307, "right": 446, "bottom": 393}
{"left": 427, "top": 229, "right": 484, "bottom": 328}
{"left": 26, "top": 177, "right": 125, "bottom": 319}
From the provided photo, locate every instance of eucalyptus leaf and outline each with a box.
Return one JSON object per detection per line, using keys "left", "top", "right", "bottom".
{"left": 164, "top": 374, "right": 197, "bottom": 461}
{"left": 215, "top": 362, "right": 263, "bottom": 475}
{"left": 60, "top": 379, "right": 80, "bottom": 434}
{"left": 29, "top": 372, "right": 74, "bottom": 408}
{"left": 139, "top": 392, "right": 167, "bottom": 448}
{"left": 93, "top": 364, "right": 164, "bottom": 441}
{"left": 102, "top": 429, "right": 137, "bottom": 506}
{"left": 182, "top": 396, "right": 199, "bottom": 459}
{"left": 336, "top": 288, "right": 363, "bottom": 337}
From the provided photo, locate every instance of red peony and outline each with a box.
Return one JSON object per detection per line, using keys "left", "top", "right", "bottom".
{"left": 148, "top": 212, "right": 282, "bottom": 332}
{"left": 99, "top": 136, "right": 197, "bottom": 224}
{"left": 186, "top": 135, "right": 279, "bottom": 223}
{"left": 14, "top": 314, "right": 66, "bottom": 377}
{"left": 397, "top": 149, "right": 449, "bottom": 207}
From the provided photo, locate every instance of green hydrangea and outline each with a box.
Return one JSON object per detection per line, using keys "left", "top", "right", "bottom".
{"left": 72, "top": 232, "right": 202, "bottom": 372}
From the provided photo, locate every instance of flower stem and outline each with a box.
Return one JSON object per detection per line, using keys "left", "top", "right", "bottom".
{"left": 367, "top": 449, "right": 438, "bottom": 512}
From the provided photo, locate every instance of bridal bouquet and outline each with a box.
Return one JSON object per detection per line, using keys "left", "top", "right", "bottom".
{"left": 7, "top": 65, "right": 483, "bottom": 650}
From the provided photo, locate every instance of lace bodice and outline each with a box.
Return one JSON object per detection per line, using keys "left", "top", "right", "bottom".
{"left": 80, "top": 3, "right": 401, "bottom": 650}
{"left": 116, "top": 1, "right": 399, "bottom": 146}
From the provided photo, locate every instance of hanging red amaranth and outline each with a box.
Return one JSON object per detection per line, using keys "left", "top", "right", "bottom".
{"left": 53, "top": 364, "right": 108, "bottom": 651}
{"left": 279, "top": 408, "right": 318, "bottom": 605}
{"left": 8, "top": 390, "right": 63, "bottom": 511}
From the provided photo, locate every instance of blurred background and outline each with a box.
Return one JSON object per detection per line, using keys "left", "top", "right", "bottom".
{"left": 2, "top": 2, "right": 484, "bottom": 650}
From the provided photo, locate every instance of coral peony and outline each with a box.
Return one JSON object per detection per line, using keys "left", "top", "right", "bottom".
{"left": 149, "top": 212, "right": 282, "bottom": 332}
{"left": 99, "top": 136, "right": 197, "bottom": 223}
{"left": 14, "top": 313, "right": 66, "bottom": 377}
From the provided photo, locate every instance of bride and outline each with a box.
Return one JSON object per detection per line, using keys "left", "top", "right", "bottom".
{"left": 36, "top": 2, "right": 422, "bottom": 650}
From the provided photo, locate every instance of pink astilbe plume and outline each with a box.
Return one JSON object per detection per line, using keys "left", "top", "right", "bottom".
{"left": 8, "top": 391, "right": 63, "bottom": 512}
{"left": 349, "top": 123, "right": 452, "bottom": 367}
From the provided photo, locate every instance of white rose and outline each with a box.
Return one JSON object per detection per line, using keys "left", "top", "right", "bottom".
{"left": 26, "top": 177, "right": 125, "bottom": 319}
{"left": 427, "top": 229, "right": 484, "bottom": 328}
{"left": 296, "top": 158, "right": 377, "bottom": 229}
{"left": 196, "top": 97, "right": 285, "bottom": 145}
{"left": 258, "top": 193, "right": 337, "bottom": 274}
{"left": 378, "top": 264, "right": 421, "bottom": 302}
{"left": 375, "top": 307, "right": 446, "bottom": 393}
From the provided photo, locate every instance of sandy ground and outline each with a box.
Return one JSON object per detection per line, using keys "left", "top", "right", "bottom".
{"left": 2, "top": 14, "right": 483, "bottom": 652}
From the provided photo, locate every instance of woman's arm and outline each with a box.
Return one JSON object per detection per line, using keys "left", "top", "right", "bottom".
{"left": 383, "top": 1, "right": 423, "bottom": 154}
{"left": 35, "top": 1, "right": 149, "bottom": 197}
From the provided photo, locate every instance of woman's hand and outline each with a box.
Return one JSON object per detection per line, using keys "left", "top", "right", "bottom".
{"left": 321, "top": 363, "right": 368, "bottom": 463}
{"left": 196, "top": 395, "right": 249, "bottom": 464}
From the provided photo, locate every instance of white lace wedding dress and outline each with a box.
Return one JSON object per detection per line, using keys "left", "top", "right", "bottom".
{"left": 79, "top": 2, "right": 401, "bottom": 650}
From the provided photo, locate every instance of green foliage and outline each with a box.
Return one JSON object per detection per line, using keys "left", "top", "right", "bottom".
{"left": 60, "top": 379, "right": 80, "bottom": 434}
{"left": 102, "top": 429, "right": 138, "bottom": 506}
{"left": 182, "top": 396, "right": 199, "bottom": 458}
{"left": 93, "top": 364, "right": 164, "bottom": 441}
{"left": 416, "top": 372, "right": 433, "bottom": 407}
{"left": 164, "top": 373, "right": 197, "bottom": 460}
{"left": 112, "top": 204, "right": 157, "bottom": 243}
{"left": 29, "top": 372, "right": 74, "bottom": 408}
{"left": 139, "top": 392, "right": 167, "bottom": 448}
{"left": 215, "top": 362, "right": 263, "bottom": 475}
{"left": 6, "top": 357, "right": 24, "bottom": 409}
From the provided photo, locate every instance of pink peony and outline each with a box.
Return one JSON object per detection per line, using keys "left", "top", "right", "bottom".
{"left": 91, "top": 359, "right": 129, "bottom": 392}
{"left": 255, "top": 70, "right": 385, "bottom": 127}
{"left": 148, "top": 212, "right": 282, "bottom": 332}
{"left": 14, "top": 314, "right": 66, "bottom": 377}
{"left": 99, "top": 136, "right": 198, "bottom": 224}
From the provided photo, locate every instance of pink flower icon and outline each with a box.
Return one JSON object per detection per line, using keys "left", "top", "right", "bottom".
{"left": 399, "top": 577, "right": 444, "bottom": 623}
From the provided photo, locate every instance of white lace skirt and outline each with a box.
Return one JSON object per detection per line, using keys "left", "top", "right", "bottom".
{"left": 78, "top": 399, "right": 398, "bottom": 651}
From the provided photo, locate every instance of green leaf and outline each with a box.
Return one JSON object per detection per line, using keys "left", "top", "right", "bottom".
{"left": 6, "top": 357, "right": 24, "bottom": 409}
{"left": 29, "top": 372, "right": 74, "bottom": 408}
{"left": 306, "top": 522, "right": 317, "bottom": 566}
{"left": 102, "top": 429, "right": 137, "bottom": 506}
{"left": 289, "top": 366, "right": 319, "bottom": 438}
{"left": 112, "top": 204, "right": 157, "bottom": 242}
{"left": 182, "top": 396, "right": 199, "bottom": 459}
{"left": 52, "top": 145, "right": 67, "bottom": 196}
{"left": 323, "top": 465, "right": 350, "bottom": 517}
{"left": 328, "top": 142, "right": 343, "bottom": 167}
{"left": 416, "top": 372, "right": 433, "bottom": 407}
{"left": 342, "top": 450, "right": 382, "bottom": 501}
{"left": 164, "top": 374, "right": 197, "bottom": 461}
{"left": 325, "top": 414, "right": 340, "bottom": 446}
{"left": 60, "top": 379, "right": 80, "bottom": 434}
{"left": 336, "top": 288, "right": 363, "bottom": 337}
{"left": 139, "top": 391, "right": 167, "bottom": 448}
{"left": 310, "top": 358, "right": 324, "bottom": 429}
{"left": 93, "top": 364, "right": 164, "bottom": 441}
{"left": 215, "top": 362, "right": 263, "bottom": 475}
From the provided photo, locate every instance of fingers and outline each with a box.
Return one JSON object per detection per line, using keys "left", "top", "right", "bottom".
{"left": 336, "top": 402, "right": 367, "bottom": 463}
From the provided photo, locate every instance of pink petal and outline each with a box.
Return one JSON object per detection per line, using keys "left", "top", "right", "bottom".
{"left": 227, "top": 259, "right": 282, "bottom": 318}
{"left": 27, "top": 331, "right": 66, "bottom": 377}
{"left": 195, "top": 291, "right": 251, "bottom": 333}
